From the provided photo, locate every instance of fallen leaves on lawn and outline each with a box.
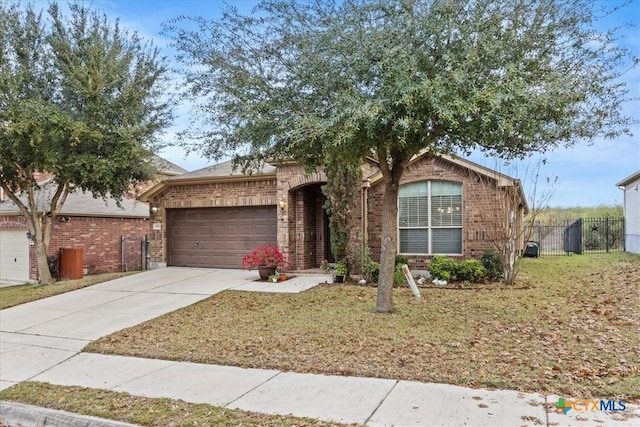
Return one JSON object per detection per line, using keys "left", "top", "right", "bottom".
{"left": 85, "top": 254, "right": 640, "bottom": 402}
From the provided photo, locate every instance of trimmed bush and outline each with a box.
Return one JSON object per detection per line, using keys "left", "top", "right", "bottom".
{"left": 428, "top": 256, "right": 457, "bottom": 282}
{"left": 363, "top": 261, "right": 380, "bottom": 283}
{"left": 395, "top": 254, "right": 409, "bottom": 266}
{"left": 481, "top": 249, "right": 503, "bottom": 280}
{"left": 455, "top": 259, "right": 487, "bottom": 282}
{"left": 393, "top": 263, "right": 406, "bottom": 287}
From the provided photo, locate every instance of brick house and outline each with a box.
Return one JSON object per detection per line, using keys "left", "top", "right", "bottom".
{"left": 140, "top": 153, "right": 528, "bottom": 271}
{"left": 0, "top": 156, "right": 186, "bottom": 283}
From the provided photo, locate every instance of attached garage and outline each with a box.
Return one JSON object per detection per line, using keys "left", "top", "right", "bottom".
{"left": 0, "top": 225, "right": 30, "bottom": 284}
{"left": 167, "top": 206, "right": 277, "bottom": 268}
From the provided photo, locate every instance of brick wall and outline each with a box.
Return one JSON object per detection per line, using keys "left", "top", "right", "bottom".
{"left": 49, "top": 217, "right": 149, "bottom": 276}
{"left": 366, "top": 156, "right": 521, "bottom": 269}
{"left": 149, "top": 178, "right": 278, "bottom": 267}
{"left": 277, "top": 164, "right": 327, "bottom": 269}
{"left": 0, "top": 214, "right": 148, "bottom": 280}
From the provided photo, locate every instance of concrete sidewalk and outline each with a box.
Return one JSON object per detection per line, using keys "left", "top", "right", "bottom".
{"left": 1, "top": 268, "right": 638, "bottom": 426}
{"left": 0, "top": 267, "right": 326, "bottom": 390}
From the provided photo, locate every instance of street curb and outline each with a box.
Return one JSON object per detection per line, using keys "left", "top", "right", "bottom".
{"left": 0, "top": 401, "right": 140, "bottom": 427}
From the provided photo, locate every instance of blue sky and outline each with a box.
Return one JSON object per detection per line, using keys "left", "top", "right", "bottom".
{"left": 62, "top": 1, "right": 640, "bottom": 207}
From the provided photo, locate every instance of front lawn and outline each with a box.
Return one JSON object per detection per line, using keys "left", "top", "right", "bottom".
{"left": 85, "top": 253, "right": 639, "bottom": 401}
{"left": 0, "top": 272, "right": 137, "bottom": 310}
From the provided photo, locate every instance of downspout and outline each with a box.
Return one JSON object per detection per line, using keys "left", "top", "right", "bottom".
{"left": 121, "top": 235, "right": 126, "bottom": 272}
{"left": 362, "top": 178, "right": 371, "bottom": 250}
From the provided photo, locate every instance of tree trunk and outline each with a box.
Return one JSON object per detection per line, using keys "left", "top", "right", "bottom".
{"left": 32, "top": 213, "right": 54, "bottom": 285}
{"left": 34, "top": 234, "right": 53, "bottom": 284}
{"left": 375, "top": 145, "right": 409, "bottom": 313}
{"left": 375, "top": 179, "right": 400, "bottom": 312}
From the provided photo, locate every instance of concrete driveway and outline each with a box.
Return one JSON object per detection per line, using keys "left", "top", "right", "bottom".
{"left": 0, "top": 267, "right": 326, "bottom": 391}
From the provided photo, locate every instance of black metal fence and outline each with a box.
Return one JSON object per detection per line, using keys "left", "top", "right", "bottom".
{"left": 529, "top": 217, "right": 624, "bottom": 256}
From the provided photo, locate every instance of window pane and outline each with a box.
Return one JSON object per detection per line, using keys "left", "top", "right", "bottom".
{"left": 432, "top": 181, "right": 462, "bottom": 196}
{"left": 399, "top": 196, "right": 428, "bottom": 227}
{"left": 431, "top": 195, "right": 462, "bottom": 226}
{"left": 400, "top": 229, "right": 428, "bottom": 253}
{"left": 399, "top": 182, "right": 428, "bottom": 198}
{"left": 432, "top": 228, "right": 462, "bottom": 254}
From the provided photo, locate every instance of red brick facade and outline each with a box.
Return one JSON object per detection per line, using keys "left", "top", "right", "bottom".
{"left": 0, "top": 215, "right": 149, "bottom": 280}
{"left": 143, "top": 155, "right": 526, "bottom": 271}
{"left": 147, "top": 178, "right": 278, "bottom": 266}
{"left": 366, "top": 156, "right": 523, "bottom": 269}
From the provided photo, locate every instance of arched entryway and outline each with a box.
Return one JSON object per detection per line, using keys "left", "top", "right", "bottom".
{"left": 285, "top": 183, "right": 332, "bottom": 269}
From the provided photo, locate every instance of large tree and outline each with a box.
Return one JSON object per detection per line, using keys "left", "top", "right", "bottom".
{"left": 0, "top": 2, "right": 173, "bottom": 284}
{"left": 165, "top": 0, "right": 635, "bottom": 312}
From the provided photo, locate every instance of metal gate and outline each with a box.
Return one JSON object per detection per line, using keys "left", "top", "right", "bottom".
{"left": 120, "top": 235, "right": 151, "bottom": 272}
{"left": 563, "top": 219, "right": 583, "bottom": 254}
{"left": 530, "top": 217, "right": 624, "bottom": 256}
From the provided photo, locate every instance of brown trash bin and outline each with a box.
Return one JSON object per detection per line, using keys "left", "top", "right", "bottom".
{"left": 58, "top": 248, "right": 84, "bottom": 280}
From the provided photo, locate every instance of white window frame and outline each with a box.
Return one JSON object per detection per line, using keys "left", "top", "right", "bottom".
{"left": 398, "top": 181, "right": 463, "bottom": 255}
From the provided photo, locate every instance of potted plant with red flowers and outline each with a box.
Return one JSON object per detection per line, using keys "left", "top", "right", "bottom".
{"left": 241, "top": 244, "right": 289, "bottom": 280}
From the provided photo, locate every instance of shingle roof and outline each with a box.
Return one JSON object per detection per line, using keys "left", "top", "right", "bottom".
{"left": 149, "top": 154, "right": 188, "bottom": 176}
{"left": 0, "top": 182, "right": 149, "bottom": 218}
{"left": 167, "top": 159, "right": 276, "bottom": 181}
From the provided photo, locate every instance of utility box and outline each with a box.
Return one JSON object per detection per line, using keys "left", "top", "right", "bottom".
{"left": 59, "top": 248, "right": 84, "bottom": 280}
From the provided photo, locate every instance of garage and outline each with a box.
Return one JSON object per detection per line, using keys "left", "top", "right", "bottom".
{"left": 0, "top": 227, "right": 30, "bottom": 283}
{"left": 167, "top": 206, "right": 277, "bottom": 268}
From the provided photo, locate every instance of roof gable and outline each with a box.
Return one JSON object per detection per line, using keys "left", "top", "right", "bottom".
{"left": 616, "top": 170, "right": 640, "bottom": 188}
{"left": 367, "top": 153, "right": 528, "bottom": 213}
{"left": 139, "top": 159, "right": 277, "bottom": 201}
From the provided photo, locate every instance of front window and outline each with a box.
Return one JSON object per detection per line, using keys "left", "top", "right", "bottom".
{"left": 399, "top": 181, "right": 462, "bottom": 254}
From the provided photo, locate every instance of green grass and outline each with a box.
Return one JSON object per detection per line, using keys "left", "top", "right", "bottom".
{"left": 0, "top": 272, "right": 137, "bottom": 310}
{"left": 84, "top": 252, "right": 640, "bottom": 402}
{"left": 0, "top": 382, "right": 350, "bottom": 426}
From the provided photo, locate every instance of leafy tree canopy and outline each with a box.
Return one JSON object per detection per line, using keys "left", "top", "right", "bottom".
{"left": 0, "top": 1, "right": 173, "bottom": 200}
{"left": 166, "top": 0, "right": 634, "bottom": 168}
{"left": 0, "top": 1, "right": 173, "bottom": 284}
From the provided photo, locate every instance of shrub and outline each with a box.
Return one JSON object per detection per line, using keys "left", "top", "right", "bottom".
{"left": 393, "top": 263, "right": 406, "bottom": 287}
{"left": 363, "top": 261, "right": 380, "bottom": 283}
{"left": 481, "top": 249, "right": 503, "bottom": 280}
{"left": 455, "top": 259, "right": 487, "bottom": 282}
{"left": 428, "top": 256, "right": 457, "bottom": 281}
{"left": 335, "top": 261, "right": 348, "bottom": 275}
{"left": 395, "top": 254, "right": 409, "bottom": 266}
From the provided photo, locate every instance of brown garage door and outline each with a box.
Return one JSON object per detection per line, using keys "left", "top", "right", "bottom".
{"left": 167, "top": 206, "right": 277, "bottom": 268}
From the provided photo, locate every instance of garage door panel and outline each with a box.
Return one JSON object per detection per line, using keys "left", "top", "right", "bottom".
{"left": 0, "top": 229, "right": 30, "bottom": 283}
{"left": 168, "top": 206, "right": 277, "bottom": 268}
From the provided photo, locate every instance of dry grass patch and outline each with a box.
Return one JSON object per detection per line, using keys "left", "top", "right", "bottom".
{"left": 0, "top": 382, "right": 349, "bottom": 426}
{"left": 0, "top": 272, "right": 137, "bottom": 310}
{"left": 86, "top": 253, "right": 640, "bottom": 401}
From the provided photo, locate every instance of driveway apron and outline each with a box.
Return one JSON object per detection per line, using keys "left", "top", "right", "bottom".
{"left": 0, "top": 268, "right": 324, "bottom": 390}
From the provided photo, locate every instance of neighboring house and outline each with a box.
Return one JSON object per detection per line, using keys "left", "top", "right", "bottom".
{"left": 0, "top": 156, "right": 186, "bottom": 283}
{"left": 140, "top": 153, "right": 528, "bottom": 271}
{"left": 616, "top": 170, "right": 640, "bottom": 254}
